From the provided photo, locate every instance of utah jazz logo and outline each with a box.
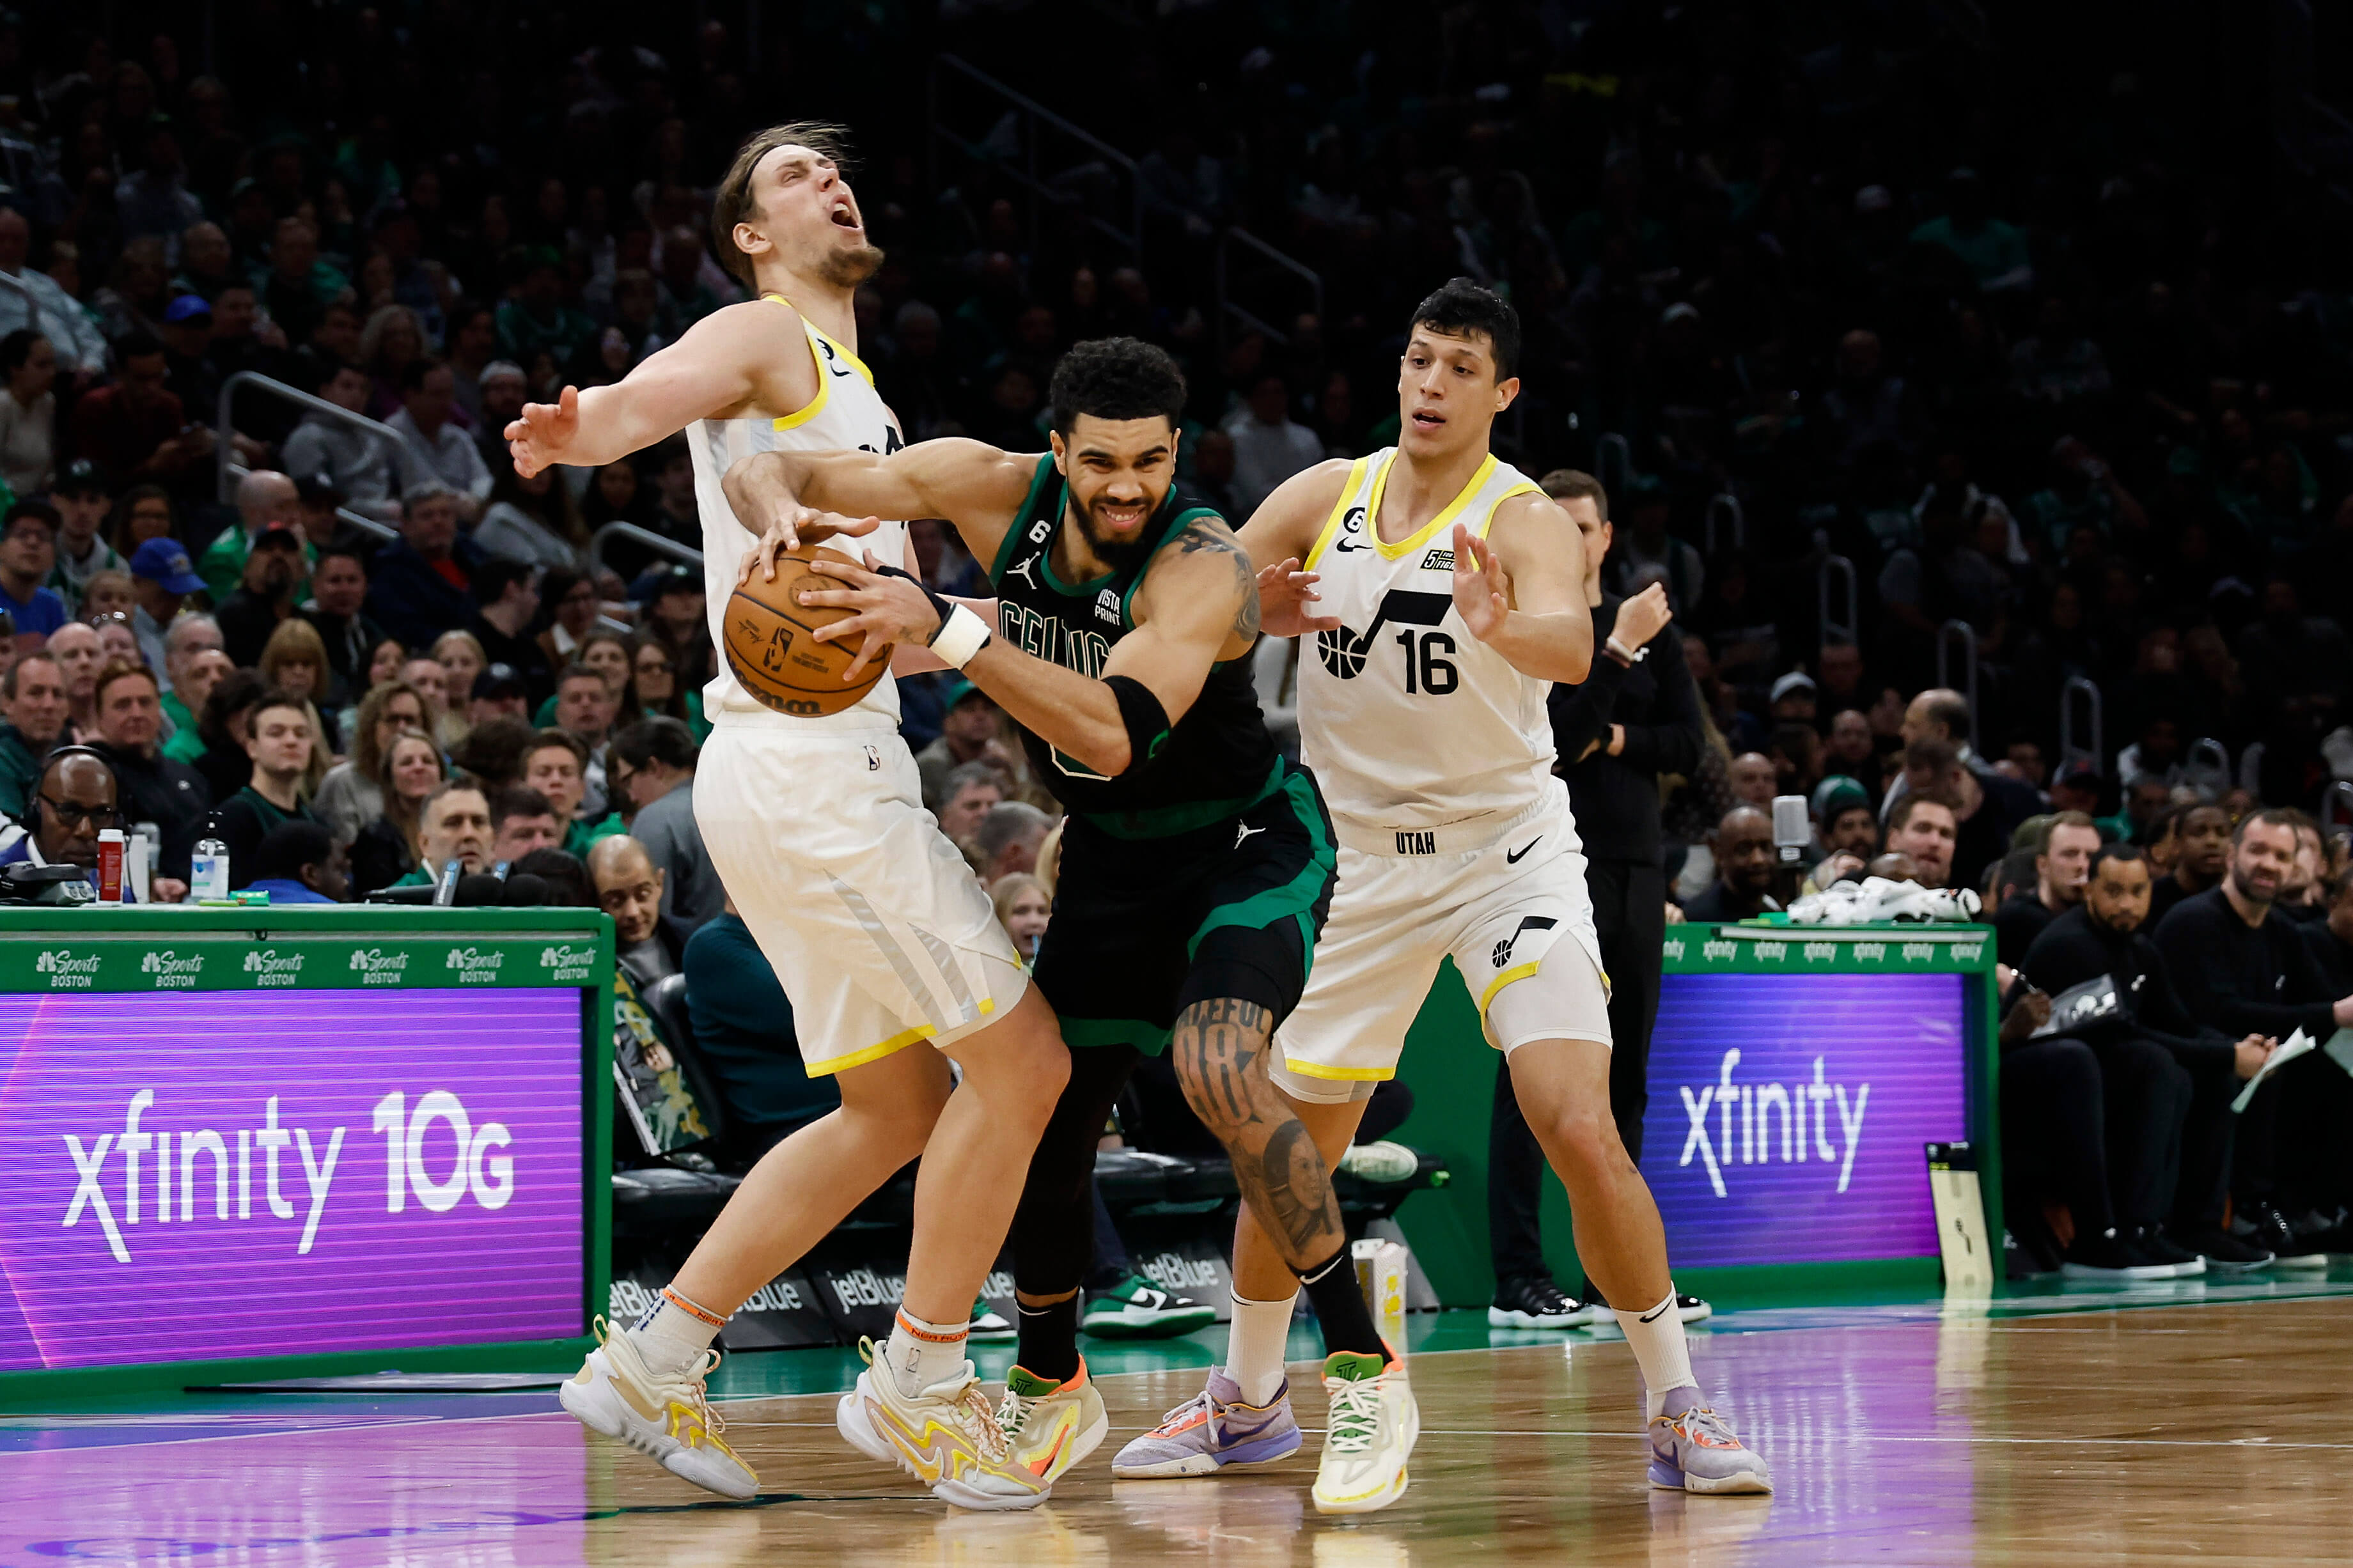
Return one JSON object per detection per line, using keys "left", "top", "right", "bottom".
{"left": 1315, "top": 589, "right": 1455, "bottom": 684}
{"left": 1491, "top": 915, "right": 1557, "bottom": 971}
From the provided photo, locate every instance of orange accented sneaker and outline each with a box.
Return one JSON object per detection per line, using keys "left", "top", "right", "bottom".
{"left": 996, "top": 1360, "right": 1109, "bottom": 1484}
{"left": 836, "top": 1338, "right": 1052, "bottom": 1510}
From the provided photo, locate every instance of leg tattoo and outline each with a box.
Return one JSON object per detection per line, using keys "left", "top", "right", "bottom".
{"left": 1173, "top": 998, "right": 1345, "bottom": 1267}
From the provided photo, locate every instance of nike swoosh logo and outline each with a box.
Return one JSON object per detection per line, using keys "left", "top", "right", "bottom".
{"left": 1334, "top": 538, "right": 1363, "bottom": 551}
{"left": 1506, "top": 836, "right": 1541, "bottom": 864}
{"left": 1638, "top": 1301, "right": 1673, "bottom": 1323}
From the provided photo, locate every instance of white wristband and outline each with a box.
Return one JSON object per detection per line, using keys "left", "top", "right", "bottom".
{"left": 929, "top": 602, "right": 992, "bottom": 669}
{"left": 1606, "top": 634, "right": 1648, "bottom": 664}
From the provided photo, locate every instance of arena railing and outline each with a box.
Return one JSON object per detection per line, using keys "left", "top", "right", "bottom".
{"left": 1214, "top": 226, "right": 1324, "bottom": 357}
{"left": 926, "top": 54, "right": 1144, "bottom": 260}
{"left": 214, "top": 370, "right": 402, "bottom": 544}
{"left": 589, "top": 521, "right": 704, "bottom": 578}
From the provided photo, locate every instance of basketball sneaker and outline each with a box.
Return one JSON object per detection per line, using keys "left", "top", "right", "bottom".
{"left": 996, "top": 1361, "right": 1109, "bottom": 1485}
{"left": 835, "top": 1339, "right": 1049, "bottom": 1510}
{"left": 559, "top": 1317, "right": 758, "bottom": 1500}
{"left": 1336, "top": 1140, "right": 1421, "bottom": 1183}
{"left": 1311, "top": 1350, "right": 1418, "bottom": 1516}
{"left": 973, "top": 1297, "right": 1017, "bottom": 1341}
{"left": 1111, "top": 1367, "right": 1304, "bottom": 1477}
{"left": 1487, "top": 1276, "right": 1599, "bottom": 1330}
{"left": 1081, "top": 1273, "right": 1217, "bottom": 1339}
{"left": 1648, "top": 1389, "right": 1772, "bottom": 1495}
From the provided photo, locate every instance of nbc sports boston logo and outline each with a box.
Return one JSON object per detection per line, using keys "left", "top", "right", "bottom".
{"left": 538, "top": 943, "right": 597, "bottom": 983}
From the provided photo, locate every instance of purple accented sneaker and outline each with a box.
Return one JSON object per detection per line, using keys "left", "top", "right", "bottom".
{"left": 1647, "top": 1386, "right": 1772, "bottom": 1495}
{"left": 1111, "top": 1367, "right": 1303, "bottom": 1478}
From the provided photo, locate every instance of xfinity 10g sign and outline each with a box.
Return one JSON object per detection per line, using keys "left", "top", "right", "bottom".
{"left": 1640, "top": 972, "right": 1969, "bottom": 1269}
{"left": 0, "top": 988, "right": 585, "bottom": 1370}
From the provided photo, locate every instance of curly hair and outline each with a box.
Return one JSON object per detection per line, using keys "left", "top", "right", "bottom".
{"left": 1047, "top": 338, "right": 1187, "bottom": 435}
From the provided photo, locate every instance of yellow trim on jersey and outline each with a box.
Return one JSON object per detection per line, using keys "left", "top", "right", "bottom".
{"left": 1282, "top": 1055, "right": 1396, "bottom": 1083}
{"left": 1475, "top": 479, "right": 1544, "bottom": 538}
{"left": 1302, "top": 454, "right": 1373, "bottom": 571}
{"left": 1369, "top": 451, "right": 1501, "bottom": 560}
{"left": 756, "top": 294, "right": 876, "bottom": 430}
{"left": 1478, "top": 959, "right": 1542, "bottom": 1016}
{"left": 806, "top": 1020, "right": 934, "bottom": 1076}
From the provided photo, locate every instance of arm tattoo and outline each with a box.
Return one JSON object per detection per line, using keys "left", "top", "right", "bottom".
{"left": 1175, "top": 518, "right": 1262, "bottom": 643}
{"left": 1169, "top": 996, "right": 1345, "bottom": 1265}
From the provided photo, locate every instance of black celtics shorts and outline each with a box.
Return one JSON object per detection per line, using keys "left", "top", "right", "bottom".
{"left": 1033, "top": 759, "right": 1338, "bottom": 1054}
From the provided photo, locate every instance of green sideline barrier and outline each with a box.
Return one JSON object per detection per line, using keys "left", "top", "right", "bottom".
{"left": 1386, "top": 923, "right": 2000, "bottom": 1308}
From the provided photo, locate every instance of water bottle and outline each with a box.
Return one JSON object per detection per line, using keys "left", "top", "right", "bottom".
{"left": 191, "top": 837, "right": 230, "bottom": 901}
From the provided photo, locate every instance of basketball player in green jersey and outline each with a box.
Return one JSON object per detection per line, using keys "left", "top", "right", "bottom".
{"left": 724, "top": 338, "right": 1409, "bottom": 1512}
{"left": 510, "top": 125, "right": 1072, "bottom": 1511}
{"left": 1146, "top": 279, "right": 1771, "bottom": 1500}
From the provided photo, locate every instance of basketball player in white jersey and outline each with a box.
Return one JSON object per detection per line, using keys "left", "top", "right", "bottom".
{"left": 1114, "top": 280, "right": 1772, "bottom": 1505}
{"left": 505, "top": 125, "right": 1072, "bottom": 1511}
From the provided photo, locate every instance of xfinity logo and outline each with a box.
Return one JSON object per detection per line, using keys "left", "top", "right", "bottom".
{"left": 61, "top": 1087, "right": 514, "bottom": 1264}
{"left": 1678, "top": 1051, "right": 1870, "bottom": 1199}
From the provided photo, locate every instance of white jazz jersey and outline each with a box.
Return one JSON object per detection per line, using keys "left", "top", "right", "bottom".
{"left": 1297, "top": 448, "right": 1556, "bottom": 834}
{"left": 688, "top": 297, "right": 906, "bottom": 730}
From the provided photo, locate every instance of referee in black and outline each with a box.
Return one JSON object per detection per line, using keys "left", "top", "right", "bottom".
{"left": 1485, "top": 468, "right": 1707, "bottom": 1328}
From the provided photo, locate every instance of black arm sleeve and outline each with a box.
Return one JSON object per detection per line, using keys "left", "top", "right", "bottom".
{"left": 1614, "top": 622, "right": 1704, "bottom": 777}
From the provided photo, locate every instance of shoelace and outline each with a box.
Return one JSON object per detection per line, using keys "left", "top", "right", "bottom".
{"left": 1148, "top": 1390, "right": 1214, "bottom": 1435}
{"left": 679, "top": 1348, "right": 730, "bottom": 1439}
{"left": 1660, "top": 1404, "right": 1740, "bottom": 1450}
{"left": 948, "top": 1378, "right": 1012, "bottom": 1463}
{"left": 995, "top": 1386, "right": 1041, "bottom": 1438}
{"left": 1323, "top": 1376, "right": 1384, "bottom": 1454}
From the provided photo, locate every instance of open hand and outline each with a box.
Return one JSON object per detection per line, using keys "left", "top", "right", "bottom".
{"left": 1450, "top": 523, "right": 1510, "bottom": 642}
{"left": 1256, "top": 557, "right": 1341, "bottom": 637}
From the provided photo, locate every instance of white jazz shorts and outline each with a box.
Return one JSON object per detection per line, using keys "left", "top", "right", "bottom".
{"left": 1271, "top": 780, "right": 1611, "bottom": 1105}
{"left": 696, "top": 718, "right": 1027, "bottom": 1076}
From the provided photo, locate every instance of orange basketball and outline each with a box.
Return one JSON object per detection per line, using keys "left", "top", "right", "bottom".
{"left": 721, "top": 544, "right": 893, "bottom": 717}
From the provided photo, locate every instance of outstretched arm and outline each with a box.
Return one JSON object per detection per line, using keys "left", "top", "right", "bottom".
{"left": 506, "top": 302, "right": 817, "bottom": 476}
{"left": 1451, "top": 492, "right": 1593, "bottom": 683}
{"left": 797, "top": 518, "right": 1255, "bottom": 777}
{"left": 722, "top": 439, "right": 1036, "bottom": 573}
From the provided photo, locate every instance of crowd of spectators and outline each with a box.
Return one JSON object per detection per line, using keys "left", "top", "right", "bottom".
{"left": 0, "top": 5, "right": 2345, "bottom": 1284}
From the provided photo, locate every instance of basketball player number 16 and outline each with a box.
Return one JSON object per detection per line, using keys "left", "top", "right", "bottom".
{"left": 1396, "top": 631, "right": 1458, "bottom": 695}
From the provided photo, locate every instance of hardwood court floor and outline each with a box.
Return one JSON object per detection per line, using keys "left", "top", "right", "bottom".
{"left": 4, "top": 1290, "right": 2351, "bottom": 1565}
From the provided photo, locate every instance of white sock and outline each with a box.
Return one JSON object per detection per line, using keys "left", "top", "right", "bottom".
{"left": 885, "top": 1308, "right": 971, "bottom": 1398}
{"left": 1224, "top": 1290, "right": 1297, "bottom": 1406}
{"left": 630, "top": 1287, "right": 726, "bottom": 1379}
{"left": 1613, "top": 1287, "right": 1699, "bottom": 1421}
